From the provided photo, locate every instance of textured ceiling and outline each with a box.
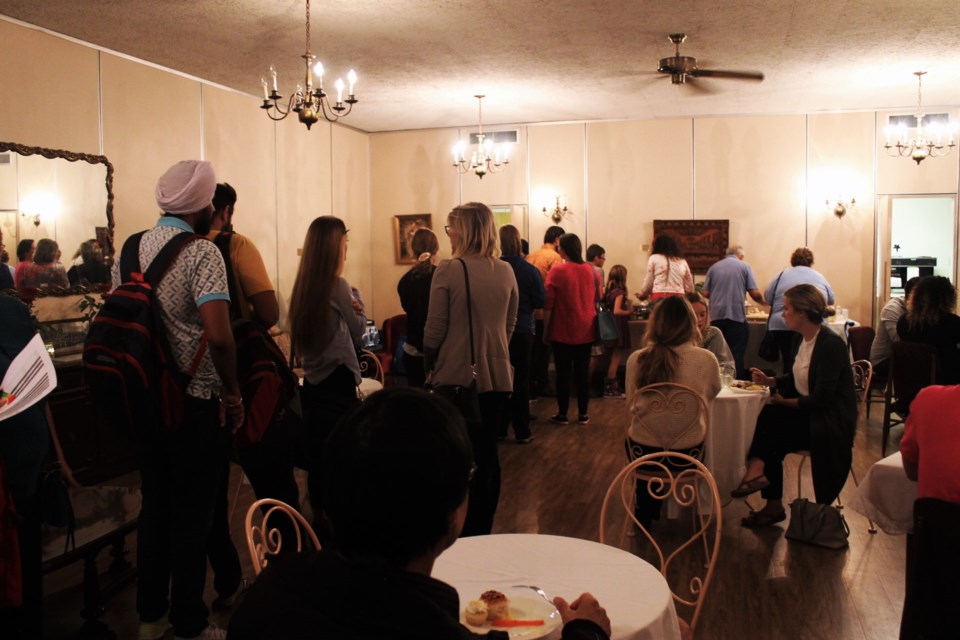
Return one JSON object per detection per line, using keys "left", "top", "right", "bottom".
{"left": 2, "top": 0, "right": 960, "bottom": 133}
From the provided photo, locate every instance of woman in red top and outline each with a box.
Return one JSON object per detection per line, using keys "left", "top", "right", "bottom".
{"left": 544, "top": 233, "right": 598, "bottom": 424}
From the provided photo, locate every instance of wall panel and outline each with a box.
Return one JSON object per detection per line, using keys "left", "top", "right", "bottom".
{"left": 528, "top": 124, "right": 586, "bottom": 251}
{"left": 333, "top": 125, "right": 372, "bottom": 312}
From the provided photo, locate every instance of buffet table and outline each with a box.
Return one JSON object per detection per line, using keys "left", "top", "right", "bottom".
{"left": 847, "top": 452, "right": 918, "bottom": 535}
{"left": 434, "top": 533, "right": 681, "bottom": 640}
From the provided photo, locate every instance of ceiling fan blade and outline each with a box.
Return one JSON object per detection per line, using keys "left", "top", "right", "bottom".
{"left": 684, "top": 77, "right": 720, "bottom": 95}
{"left": 689, "top": 68, "right": 764, "bottom": 82}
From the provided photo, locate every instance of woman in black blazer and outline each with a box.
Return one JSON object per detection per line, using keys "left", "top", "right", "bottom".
{"left": 731, "top": 284, "right": 858, "bottom": 527}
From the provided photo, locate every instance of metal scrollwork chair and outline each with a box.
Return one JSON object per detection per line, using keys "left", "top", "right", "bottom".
{"left": 600, "top": 452, "right": 722, "bottom": 639}
{"left": 245, "top": 498, "right": 320, "bottom": 576}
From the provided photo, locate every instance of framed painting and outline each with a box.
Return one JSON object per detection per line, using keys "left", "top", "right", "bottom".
{"left": 393, "top": 213, "right": 433, "bottom": 264}
{"left": 652, "top": 219, "right": 729, "bottom": 275}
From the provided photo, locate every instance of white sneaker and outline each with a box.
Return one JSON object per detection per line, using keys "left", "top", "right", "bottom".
{"left": 139, "top": 616, "right": 170, "bottom": 640}
{"left": 174, "top": 624, "right": 228, "bottom": 640}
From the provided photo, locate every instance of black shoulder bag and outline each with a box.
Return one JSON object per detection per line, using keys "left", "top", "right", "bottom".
{"left": 431, "top": 259, "right": 481, "bottom": 424}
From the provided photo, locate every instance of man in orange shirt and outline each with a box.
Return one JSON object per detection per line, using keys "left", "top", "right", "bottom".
{"left": 526, "top": 226, "right": 564, "bottom": 398}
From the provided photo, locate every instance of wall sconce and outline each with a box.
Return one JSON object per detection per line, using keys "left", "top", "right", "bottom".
{"left": 827, "top": 197, "right": 855, "bottom": 219}
{"left": 20, "top": 191, "right": 60, "bottom": 227}
{"left": 543, "top": 195, "right": 571, "bottom": 224}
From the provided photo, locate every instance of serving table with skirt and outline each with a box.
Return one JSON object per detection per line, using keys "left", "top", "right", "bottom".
{"left": 434, "top": 533, "right": 681, "bottom": 640}
{"left": 847, "top": 452, "right": 918, "bottom": 535}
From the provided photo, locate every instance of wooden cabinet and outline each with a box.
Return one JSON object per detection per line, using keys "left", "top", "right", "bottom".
{"left": 48, "top": 354, "right": 137, "bottom": 485}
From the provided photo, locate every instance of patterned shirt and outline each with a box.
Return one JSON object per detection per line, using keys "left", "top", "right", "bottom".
{"left": 112, "top": 216, "right": 230, "bottom": 399}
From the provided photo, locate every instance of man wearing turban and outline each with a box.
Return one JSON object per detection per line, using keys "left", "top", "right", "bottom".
{"left": 114, "top": 160, "right": 244, "bottom": 640}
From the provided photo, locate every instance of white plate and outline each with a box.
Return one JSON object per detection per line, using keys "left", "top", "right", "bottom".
{"left": 461, "top": 592, "right": 562, "bottom": 639}
{"left": 728, "top": 382, "right": 768, "bottom": 393}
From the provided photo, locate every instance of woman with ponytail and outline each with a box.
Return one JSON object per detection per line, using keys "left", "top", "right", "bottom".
{"left": 397, "top": 228, "right": 441, "bottom": 387}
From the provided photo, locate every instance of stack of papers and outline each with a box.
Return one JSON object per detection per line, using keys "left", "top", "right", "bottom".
{"left": 0, "top": 334, "right": 58, "bottom": 422}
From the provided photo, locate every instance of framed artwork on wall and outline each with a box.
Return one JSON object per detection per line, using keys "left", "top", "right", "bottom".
{"left": 652, "top": 219, "right": 729, "bottom": 275}
{"left": 393, "top": 213, "right": 433, "bottom": 264}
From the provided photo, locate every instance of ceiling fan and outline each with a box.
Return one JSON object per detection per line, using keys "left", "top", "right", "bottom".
{"left": 657, "top": 33, "right": 764, "bottom": 86}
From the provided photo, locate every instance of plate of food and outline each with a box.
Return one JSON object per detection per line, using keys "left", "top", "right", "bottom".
{"left": 728, "top": 380, "right": 768, "bottom": 393}
{"left": 461, "top": 588, "right": 562, "bottom": 639}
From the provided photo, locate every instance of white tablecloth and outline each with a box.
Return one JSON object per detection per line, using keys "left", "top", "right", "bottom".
{"left": 847, "top": 452, "right": 918, "bottom": 535}
{"left": 706, "top": 387, "right": 768, "bottom": 497}
{"left": 434, "top": 534, "right": 681, "bottom": 640}
{"left": 826, "top": 318, "right": 856, "bottom": 345}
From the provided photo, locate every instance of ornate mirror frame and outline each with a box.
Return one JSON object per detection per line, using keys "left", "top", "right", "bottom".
{"left": 0, "top": 140, "right": 115, "bottom": 259}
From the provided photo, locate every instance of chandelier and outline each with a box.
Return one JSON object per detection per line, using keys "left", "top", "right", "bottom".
{"left": 452, "top": 95, "right": 510, "bottom": 179}
{"left": 884, "top": 71, "right": 956, "bottom": 165}
{"left": 259, "top": 0, "right": 358, "bottom": 130}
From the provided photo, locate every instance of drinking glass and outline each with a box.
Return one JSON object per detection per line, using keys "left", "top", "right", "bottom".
{"left": 721, "top": 364, "right": 735, "bottom": 387}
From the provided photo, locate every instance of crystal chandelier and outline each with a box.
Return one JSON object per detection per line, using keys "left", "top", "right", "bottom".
{"left": 452, "top": 95, "right": 510, "bottom": 179}
{"left": 259, "top": 0, "right": 358, "bottom": 130}
{"left": 884, "top": 71, "right": 957, "bottom": 165}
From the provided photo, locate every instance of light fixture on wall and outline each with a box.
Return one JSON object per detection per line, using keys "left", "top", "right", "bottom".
{"left": 20, "top": 191, "right": 60, "bottom": 227}
{"left": 543, "top": 195, "right": 571, "bottom": 223}
{"left": 452, "top": 95, "right": 510, "bottom": 179}
{"left": 259, "top": 0, "right": 358, "bottom": 130}
{"left": 884, "top": 71, "right": 957, "bottom": 165}
{"left": 826, "top": 197, "right": 855, "bottom": 220}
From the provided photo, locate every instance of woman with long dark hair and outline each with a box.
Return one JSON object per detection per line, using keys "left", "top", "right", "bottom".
{"left": 424, "top": 202, "right": 518, "bottom": 535}
{"left": 19, "top": 238, "right": 68, "bottom": 290}
{"left": 288, "top": 216, "right": 367, "bottom": 522}
{"left": 498, "top": 224, "right": 545, "bottom": 442}
{"left": 897, "top": 275, "right": 960, "bottom": 385}
{"left": 397, "top": 228, "right": 440, "bottom": 388}
{"left": 602, "top": 264, "right": 632, "bottom": 398}
{"left": 636, "top": 235, "right": 693, "bottom": 301}
{"left": 544, "top": 233, "right": 597, "bottom": 424}
{"left": 732, "top": 284, "right": 857, "bottom": 528}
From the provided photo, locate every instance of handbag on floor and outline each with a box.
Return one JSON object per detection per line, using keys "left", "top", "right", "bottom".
{"left": 430, "top": 258, "right": 481, "bottom": 424}
{"left": 785, "top": 498, "right": 849, "bottom": 549}
{"left": 758, "top": 270, "right": 785, "bottom": 362}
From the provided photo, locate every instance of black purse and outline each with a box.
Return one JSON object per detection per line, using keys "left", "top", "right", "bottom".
{"left": 785, "top": 498, "right": 850, "bottom": 549}
{"left": 594, "top": 271, "right": 619, "bottom": 343}
{"left": 39, "top": 463, "right": 76, "bottom": 554}
{"left": 431, "top": 259, "right": 481, "bottom": 424}
{"left": 758, "top": 270, "right": 785, "bottom": 362}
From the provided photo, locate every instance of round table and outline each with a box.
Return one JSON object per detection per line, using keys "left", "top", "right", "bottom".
{"left": 433, "top": 533, "right": 681, "bottom": 640}
{"left": 706, "top": 386, "right": 768, "bottom": 498}
{"left": 847, "top": 452, "right": 918, "bottom": 535}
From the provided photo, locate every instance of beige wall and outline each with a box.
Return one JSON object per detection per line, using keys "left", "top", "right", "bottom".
{"left": 0, "top": 18, "right": 368, "bottom": 331}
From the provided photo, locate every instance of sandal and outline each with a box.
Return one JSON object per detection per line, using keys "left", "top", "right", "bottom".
{"left": 741, "top": 510, "right": 787, "bottom": 528}
{"left": 730, "top": 475, "right": 770, "bottom": 498}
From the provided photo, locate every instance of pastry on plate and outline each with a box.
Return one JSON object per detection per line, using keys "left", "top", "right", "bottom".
{"left": 480, "top": 590, "right": 510, "bottom": 620}
{"left": 464, "top": 600, "right": 488, "bottom": 626}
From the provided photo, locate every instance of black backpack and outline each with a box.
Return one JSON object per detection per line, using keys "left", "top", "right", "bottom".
{"left": 83, "top": 231, "right": 204, "bottom": 435}
{"left": 213, "top": 231, "right": 299, "bottom": 455}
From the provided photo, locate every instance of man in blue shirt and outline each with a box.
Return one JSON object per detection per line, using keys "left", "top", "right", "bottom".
{"left": 702, "top": 245, "right": 764, "bottom": 377}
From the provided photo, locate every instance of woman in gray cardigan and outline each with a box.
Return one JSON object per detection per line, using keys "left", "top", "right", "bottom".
{"left": 424, "top": 202, "right": 518, "bottom": 536}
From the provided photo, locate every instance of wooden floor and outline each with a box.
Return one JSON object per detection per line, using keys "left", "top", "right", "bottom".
{"left": 43, "top": 395, "right": 905, "bottom": 639}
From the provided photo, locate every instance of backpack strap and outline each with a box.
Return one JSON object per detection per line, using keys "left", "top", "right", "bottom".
{"left": 213, "top": 230, "right": 243, "bottom": 320}
{"left": 119, "top": 231, "right": 148, "bottom": 282}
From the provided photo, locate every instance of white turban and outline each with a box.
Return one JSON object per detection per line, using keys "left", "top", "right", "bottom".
{"left": 155, "top": 160, "right": 216, "bottom": 215}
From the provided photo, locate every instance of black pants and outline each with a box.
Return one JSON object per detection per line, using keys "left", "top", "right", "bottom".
{"left": 771, "top": 330, "right": 800, "bottom": 374}
{"left": 137, "top": 396, "right": 224, "bottom": 638}
{"left": 300, "top": 366, "right": 360, "bottom": 518}
{"left": 747, "top": 403, "right": 811, "bottom": 500}
{"left": 205, "top": 459, "right": 242, "bottom": 599}
{"left": 402, "top": 352, "right": 427, "bottom": 389}
{"left": 500, "top": 332, "right": 533, "bottom": 439}
{"left": 713, "top": 319, "right": 749, "bottom": 378}
{"left": 0, "top": 491, "right": 41, "bottom": 639}
{"left": 530, "top": 319, "right": 551, "bottom": 397}
{"left": 461, "top": 391, "right": 508, "bottom": 537}
{"left": 552, "top": 342, "right": 592, "bottom": 417}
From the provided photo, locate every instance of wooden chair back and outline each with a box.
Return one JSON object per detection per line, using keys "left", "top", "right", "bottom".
{"left": 599, "top": 451, "right": 722, "bottom": 634}
{"left": 358, "top": 348, "right": 385, "bottom": 384}
{"left": 245, "top": 498, "right": 320, "bottom": 576}
{"left": 847, "top": 325, "right": 874, "bottom": 363}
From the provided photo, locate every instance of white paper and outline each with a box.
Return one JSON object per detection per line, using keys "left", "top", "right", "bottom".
{"left": 0, "top": 333, "right": 58, "bottom": 422}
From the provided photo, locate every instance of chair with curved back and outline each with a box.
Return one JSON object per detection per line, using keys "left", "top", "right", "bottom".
{"left": 245, "top": 498, "right": 321, "bottom": 576}
{"left": 378, "top": 313, "right": 407, "bottom": 378}
{"left": 883, "top": 341, "right": 937, "bottom": 455}
{"left": 357, "top": 348, "right": 385, "bottom": 399}
{"left": 626, "top": 382, "right": 710, "bottom": 454}
{"left": 599, "top": 452, "right": 722, "bottom": 638}
{"left": 848, "top": 325, "right": 885, "bottom": 417}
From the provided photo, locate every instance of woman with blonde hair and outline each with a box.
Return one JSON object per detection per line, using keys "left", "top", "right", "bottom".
{"left": 733, "top": 284, "right": 857, "bottom": 528}
{"left": 683, "top": 291, "right": 735, "bottom": 373}
{"left": 288, "top": 216, "right": 367, "bottom": 523}
{"left": 424, "top": 202, "right": 518, "bottom": 535}
{"left": 397, "top": 227, "right": 441, "bottom": 387}
{"left": 624, "top": 295, "right": 721, "bottom": 525}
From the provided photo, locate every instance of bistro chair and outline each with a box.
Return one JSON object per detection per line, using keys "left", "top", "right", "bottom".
{"left": 245, "top": 498, "right": 320, "bottom": 576}
{"left": 851, "top": 360, "right": 873, "bottom": 414}
{"left": 378, "top": 313, "right": 407, "bottom": 378}
{"left": 600, "top": 452, "right": 721, "bottom": 639}
{"left": 357, "top": 348, "right": 385, "bottom": 399}
{"left": 626, "top": 382, "right": 710, "bottom": 453}
{"left": 882, "top": 342, "right": 936, "bottom": 456}
{"left": 847, "top": 326, "right": 886, "bottom": 417}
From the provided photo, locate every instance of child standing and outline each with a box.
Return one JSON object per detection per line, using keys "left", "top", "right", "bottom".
{"left": 604, "top": 265, "right": 633, "bottom": 398}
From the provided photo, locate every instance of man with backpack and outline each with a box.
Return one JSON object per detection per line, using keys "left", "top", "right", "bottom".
{"left": 112, "top": 160, "right": 244, "bottom": 640}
